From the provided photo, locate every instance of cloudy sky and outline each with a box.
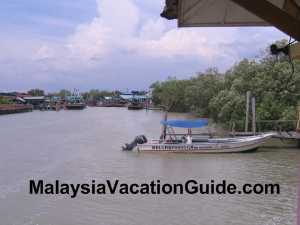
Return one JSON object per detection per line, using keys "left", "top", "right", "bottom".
{"left": 0, "top": 0, "right": 288, "bottom": 92}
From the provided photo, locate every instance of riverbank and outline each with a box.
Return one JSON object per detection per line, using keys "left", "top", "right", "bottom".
{"left": 0, "top": 104, "right": 33, "bottom": 115}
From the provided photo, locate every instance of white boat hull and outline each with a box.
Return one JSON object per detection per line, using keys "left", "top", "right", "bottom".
{"left": 137, "top": 133, "right": 274, "bottom": 153}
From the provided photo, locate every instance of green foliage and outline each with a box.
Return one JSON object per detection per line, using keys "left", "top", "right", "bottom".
{"left": 0, "top": 97, "right": 11, "bottom": 104}
{"left": 209, "top": 90, "right": 245, "bottom": 123}
{"left": 185, "top": 69, "right": 224, "bottom": 116}
{"left": 57, "top": 89, "right": 72, "bottom": 98}
{"left": 81, "top": 89, "right": 116, "bottom": 101}
{"left": 151, "top": 42, "right": 300, "bottom": 131}
{"left": 47, "top": 89, "right": 72, "bottom": 99}
{"left": 28, "top": 89, "right": 45, "bottom": 96}
{"left": 151, "top": 77, "right": 191, "bottom": 112}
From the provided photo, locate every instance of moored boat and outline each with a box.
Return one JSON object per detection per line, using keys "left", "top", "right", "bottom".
{"left": 65, "top": 90, "right": 86, "bottom": 110}
{"left": 65, "top": 103, "right": 86, "bottom": 110}
{"left": 128, "top": 102, "right": 144, "bottom": 110}
{"left": 122, "top": 119, "right": 275, "bottom": 153}
{"left": 98, "top": 96, "right": 127, "bottom": 107}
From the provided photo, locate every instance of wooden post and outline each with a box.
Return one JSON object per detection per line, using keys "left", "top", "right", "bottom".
{"left": 232, "top": 121, "right": 236, "bottom": 137}
{"left": 297, "top": 106, "right": 300, "bottom": 133}
{"left": 290, "top": 42, "right": 300, "bottom": 60}
{"left": 245, "top": 91, "right": 251, "bottom": 132}
{"left": 160, "top": 109, "right": 168, "bottom": 140}
{"left": 252, "top": 97, "right": 256, "bottom": 135}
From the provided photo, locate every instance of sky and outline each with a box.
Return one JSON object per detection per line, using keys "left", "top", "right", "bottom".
{"left": 0, "top": 0, "right": 288, "bottom": 92}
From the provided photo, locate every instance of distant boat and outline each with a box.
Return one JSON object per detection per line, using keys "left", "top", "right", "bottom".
{"left": 101, "top": 103, "right": 127, "bottom": 107}
{"left": 65, "top": 90, "right": 86, "bottom": 110}
{"left": 127, "top": 99, "right": 144, "bottom": 110}
{"left": 65, "top": 102, "right": 86, "bottom": 110}
{"left": 98, "top": 100, "right": 127, "bottom": 107}
{"left": 97, "top": 96, "right": 128, "bottom": 107}
{"left": 122, "top": 119, "right": 274, "bottom": 153}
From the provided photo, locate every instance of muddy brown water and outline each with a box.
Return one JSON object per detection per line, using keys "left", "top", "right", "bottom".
{"left": 0, "top": 107, "right": 298, "bottom": 225}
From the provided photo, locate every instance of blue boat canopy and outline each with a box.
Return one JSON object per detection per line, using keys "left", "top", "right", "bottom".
{"left": 160, "top": 119, "right": 208, "bottom": 128}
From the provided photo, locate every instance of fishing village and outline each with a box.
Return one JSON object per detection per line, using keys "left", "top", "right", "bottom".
{"left": 0, "top": 89, "right": 153, "bottom": 112}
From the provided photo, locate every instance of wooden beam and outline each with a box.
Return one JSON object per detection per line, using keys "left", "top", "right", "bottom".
{"left": 283, "top": 0, "right": 300, "bottom": 18}
{"left": 290, "top": 42, "right": 300, "bottom": 59}
{"left": 231, "top": 0, "right": 300, "bottom": 41}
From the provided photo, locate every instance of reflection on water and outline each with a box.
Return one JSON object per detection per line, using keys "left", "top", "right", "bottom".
{"left": 0, "top": 108, "right": 298, "bottom": 225}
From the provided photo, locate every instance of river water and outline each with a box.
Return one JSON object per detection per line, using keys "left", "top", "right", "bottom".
{"left": 0, "top": 107, "right": 298, "bottom": 225}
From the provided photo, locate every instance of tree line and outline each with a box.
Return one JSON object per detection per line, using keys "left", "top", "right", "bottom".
{"left": 151, "top": 41, "right": 300, "bottom": 130}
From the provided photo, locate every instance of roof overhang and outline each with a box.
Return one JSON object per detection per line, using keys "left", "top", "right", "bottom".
{"left": 290, "top": 42, "right": 300, "bottom": 59}
{"left": 161, "top": 0, "right": 300, "bottom": 40}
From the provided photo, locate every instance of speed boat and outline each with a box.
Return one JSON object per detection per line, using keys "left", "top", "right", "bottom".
{"left": 122, "top": 119, "right": 274, "bottom": 153}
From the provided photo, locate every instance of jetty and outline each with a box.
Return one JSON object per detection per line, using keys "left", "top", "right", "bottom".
{"left": 0, "top": 104, "right": 33, "bottom": 115}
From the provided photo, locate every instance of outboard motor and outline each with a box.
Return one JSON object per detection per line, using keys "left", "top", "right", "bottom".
{"left": 122, "top": 135, "right": 147, "bottom": 151}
